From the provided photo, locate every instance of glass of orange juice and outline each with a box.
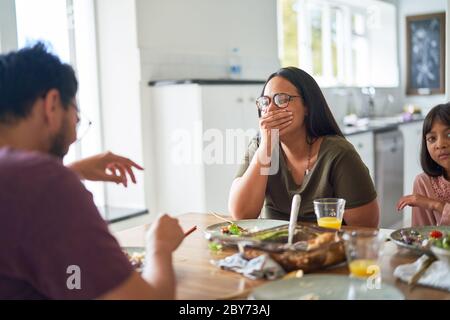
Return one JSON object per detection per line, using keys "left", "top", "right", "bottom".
{"left": 342, "top": 230, "right": 385, "bottom": 279}
{"left": 313, "top": 198, "right": 346, "bottom": 230}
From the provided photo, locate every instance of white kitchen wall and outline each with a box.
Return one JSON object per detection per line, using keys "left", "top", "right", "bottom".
{"left": 398, "top": 0, "right": 449, "bottom": 113}
{"left": 134, "top": 0, "right": 282, "bottom": 215}
{"left": 93, "top": 0, "right": 281, "bottom": 216}
{"left": 135, "top": 0, "right": 280, "bottom": 81}
{"left": 0, "top": 0, "right": 18, "bottom": 53}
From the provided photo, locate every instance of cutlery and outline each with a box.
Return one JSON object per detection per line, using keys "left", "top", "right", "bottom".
{"left": 288, "top": 194, "right": 301, "bottom": 245}
{"left": 408, "top": 255, "right": 436, "bottom": 288}
{"left": 184, "top": 226, "right": 197, "bottom": 238}
{"left": 210, "top": 211, "right": 234, "bottom": 224}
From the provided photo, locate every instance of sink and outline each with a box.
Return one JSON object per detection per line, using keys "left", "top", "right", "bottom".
{"left": 366, "top": 116, "right": 403, "bottom": 127}
{"left": 351, "top": 116, "right": 404, "bottom": 128}
{"left": 342, "top": 114, "right": 413, "bottom": 132}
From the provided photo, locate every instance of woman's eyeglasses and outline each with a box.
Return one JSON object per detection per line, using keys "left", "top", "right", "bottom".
{"left": 256, "top": 93, "right": 301, "bottom": 113}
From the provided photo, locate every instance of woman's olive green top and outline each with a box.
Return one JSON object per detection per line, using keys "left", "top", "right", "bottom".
{"left": 235, "top": 135, "right": 377, "bottom": 221}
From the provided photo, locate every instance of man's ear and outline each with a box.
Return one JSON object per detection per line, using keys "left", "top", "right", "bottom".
{"left": 42, "top": 89, "right": 62, "bottom": 130}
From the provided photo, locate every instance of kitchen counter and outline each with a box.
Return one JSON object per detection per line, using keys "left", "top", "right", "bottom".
{"left": 148, "top": 79, "right": 266, "bottom": 87}
{"left": 98, "top": 206, "right": 148, "bottom": 224}
{"left": 341, "top": 115, "right": 425, "bottom": 136}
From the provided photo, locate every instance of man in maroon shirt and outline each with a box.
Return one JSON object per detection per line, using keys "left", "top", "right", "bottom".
{"left": 0, "top": 43, "right": 185, "bottom": 299}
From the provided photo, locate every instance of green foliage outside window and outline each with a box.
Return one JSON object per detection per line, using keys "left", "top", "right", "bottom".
{"left": 280, "top": 0, "right": 298, "bottom": 68}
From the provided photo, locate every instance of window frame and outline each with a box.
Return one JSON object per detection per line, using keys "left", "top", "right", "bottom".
{"left": 280, "top": 0, "right": 374, "bottom": 87}
{"left": 14, "top": 0, "right": 107, "bottom": 209}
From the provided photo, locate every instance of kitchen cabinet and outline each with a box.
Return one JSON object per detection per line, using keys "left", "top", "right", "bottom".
{"left": 148, "top": 82, "right": 262, "bottom": 214}
{"left": 345, "top": 131, "right": 375, "bottom": 182}
{"left": 398, "top": 121, "right": 424, "bottom": 227}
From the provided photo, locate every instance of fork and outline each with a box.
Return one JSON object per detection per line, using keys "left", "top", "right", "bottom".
{"left": 210, "top": 211, "right": 234, "bottom": 224}
{"left": 408, "top": 255, "right": 437, "bottom": 289}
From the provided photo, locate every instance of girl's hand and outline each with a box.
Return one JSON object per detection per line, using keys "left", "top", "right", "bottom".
{"left": 397, "top": 194, "right": 445, "bottom": 213}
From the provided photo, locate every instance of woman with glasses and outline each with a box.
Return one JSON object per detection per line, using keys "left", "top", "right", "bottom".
{"left": 228, "top": 67, "right": 379, "bottom": 227}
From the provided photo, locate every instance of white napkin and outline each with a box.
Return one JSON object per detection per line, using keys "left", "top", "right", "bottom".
{"left": 393, "top": 255, "right": 450, "bottom": 292}
{"left": 212, "top": 253, "right": 286, "bottom": 280}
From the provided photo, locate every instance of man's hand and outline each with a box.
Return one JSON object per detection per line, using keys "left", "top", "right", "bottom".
{"left": 101, "top": 214, "right": 184, "bottom": 301}
{"left": 145, "top": 214, "right": 185, "bottom": 254}
{"left": 67, "top": 151, "right": 144, "bottom": 187}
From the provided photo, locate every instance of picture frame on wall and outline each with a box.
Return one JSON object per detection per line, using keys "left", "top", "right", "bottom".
{"left": 406, "top": 12, "right": 446, "bottom": 95}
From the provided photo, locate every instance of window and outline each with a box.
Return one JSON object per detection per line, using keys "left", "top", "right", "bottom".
{"left": 278, "top": 0, "right": 399, "bottom": 87}
{"left": 15, "top": 0, "right": 106, "bottom": 208}
{"left": 15, "top": 0, "right": 71, "bottom": 62}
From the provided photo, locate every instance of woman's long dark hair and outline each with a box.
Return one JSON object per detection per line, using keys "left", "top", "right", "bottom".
{"left": 420, "top": 103, "right": 450, "bottom": 177}
{"left": 260, "top": 67, "right": 344, "bottom": 140}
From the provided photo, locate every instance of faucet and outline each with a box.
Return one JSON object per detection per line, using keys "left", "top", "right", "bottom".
{"left": 361, "top": 86, "right": 376, "bottom": 118}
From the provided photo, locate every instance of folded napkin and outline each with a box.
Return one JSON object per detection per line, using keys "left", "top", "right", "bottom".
{"left": 212, "top": 253, "right": 286, "bottom": 280}
{"left": 394, "top": 255, "right": 450, "bottom": 292}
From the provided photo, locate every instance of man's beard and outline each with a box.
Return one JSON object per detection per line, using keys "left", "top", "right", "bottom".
{"left": 48, "top": 117, "right": 71, "bottom": 159}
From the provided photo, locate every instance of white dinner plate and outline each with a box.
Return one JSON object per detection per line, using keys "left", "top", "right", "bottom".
{"left": 204, "top": 219, "right": 288, "bottom": 240}
{"left": 250, "top": 274, "right": 404, "bottom": 300}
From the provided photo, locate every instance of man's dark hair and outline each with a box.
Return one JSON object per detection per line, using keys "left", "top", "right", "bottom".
{"left": 260, "top": 67, "right": 344, "bottom": 139}
{"left": 0, "top": 42, "right": 78, "bottom": 123}
{"left": 420, "top": 103, "right": 450, "bottom": 177}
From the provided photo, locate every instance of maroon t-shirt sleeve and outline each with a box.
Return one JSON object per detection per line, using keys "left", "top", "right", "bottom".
{"left": 18, "top": 164, "right": 133, "bottom": 299}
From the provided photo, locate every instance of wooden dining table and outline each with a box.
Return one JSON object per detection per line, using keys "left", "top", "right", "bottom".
{"left": 113, "top": 212, "right": 450, "bottom": 300}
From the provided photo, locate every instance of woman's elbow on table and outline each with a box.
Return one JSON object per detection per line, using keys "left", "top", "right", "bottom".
{"left": 228, "top": 196, "right": 254, "bottom": 220}
{"left": 228, "top": 180, "right": 260, "bottom": 220}
{"left": 343, "top": 199, "right": 380, "bottom": 228}
{"left": 228, "top": 179, "right": 246, "bottom": 220}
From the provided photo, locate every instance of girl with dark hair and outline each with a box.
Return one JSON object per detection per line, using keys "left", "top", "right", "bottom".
{"left": 397, "top": 103, "right": 450, "bottom": 226}
{"left": 228, "top": 67, "right": 379, "bottom": 227}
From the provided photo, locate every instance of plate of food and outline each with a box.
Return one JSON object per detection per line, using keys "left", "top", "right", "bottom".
{"left": 208, "top": 223, "right": 346, "bottom": 273}
{"left": 240, "top": 224, "right": 346, "bottom": 272}
{"left": 204, "top": 218, "right": 289, "bottom": 240}
{"left": 430, "top": 233, "right": 450, "bottom": 266}
{"left": 249, "top": 274, "right": 404, "bottom": 300}
{"left": 122, "top": 247, "right": 146, "bottom": 273}
{"left": 390, "top": 226, "right": 450, "bottom": 256}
